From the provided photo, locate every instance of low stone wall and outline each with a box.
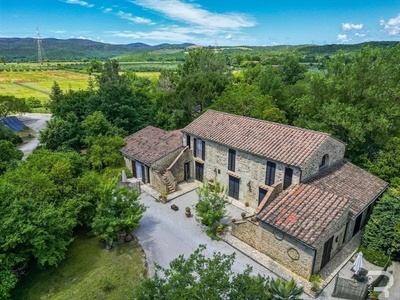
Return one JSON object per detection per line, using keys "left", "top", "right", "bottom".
{"left": 231, "top": 220, "right": 315, "bottom": 279}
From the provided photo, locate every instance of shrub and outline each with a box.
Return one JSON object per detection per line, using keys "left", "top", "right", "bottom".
{"left": 359, "top": 247, "right": 391, "bottom": 268}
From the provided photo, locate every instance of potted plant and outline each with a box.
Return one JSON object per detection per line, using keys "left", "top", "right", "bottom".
{"left": 370, "top": 291, "right": 379, "bottom": 300}
{"left": 309, "top": 274, "right": 322, "bottom": 292}
{"left": 160, "top": 191, "right": 168, "bottom": 202}
{"left": 185, "top": 207, "right": 191, "bottom": 218}
{"left": 216, "top": 224, "right": 224, "bottom": 236}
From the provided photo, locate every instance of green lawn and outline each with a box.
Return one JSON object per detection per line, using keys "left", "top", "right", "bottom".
{"left": 12, "top": 233, "right": 147, "bottom": 300}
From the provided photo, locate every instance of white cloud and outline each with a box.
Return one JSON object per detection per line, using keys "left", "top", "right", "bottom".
{"left": 337, "top": 34, "right": 350, "bottom": 42}
{"left": 103, "top": 8, "right": 112, "bottom": 13}
{"left": 380, "top": 14, "right": 400, "bottom": 36}
{"left": 355, "top": 32, "right": 366, "bottom": 37}
{"left": 61, "top": 0, "right": 94, "bottom": 8}
{"left": 342, "top": 22, "right": 363, "bottom": 31}
{"left": 130, "top": 0, "right": 255, "bottom": 30}
{"left": 113, "top": 30, "right": 193, "bottom": 42}
{"left": 225, "top": 34, "right": 232, "bottom": 40}
{"left": 116, "top": 10, "right": 154, "bottom": 24}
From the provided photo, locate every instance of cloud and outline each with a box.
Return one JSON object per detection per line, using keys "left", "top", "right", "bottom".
{"left": 130, "top": 0, "right": 255, "bottom": 30}
{"left": 354, "top": 32, "right": 366, "bottom": 37}
{"left": 116, "top": 10, "right": 154, "bottom": 24}
{"left": 225, "top": 34, "right": 232, "bottom": 40}
{"left": 61, "top": 0, "right": 94, "bottom": 8}
{"left": 103, "top": 8, "right": 112, "bottom": 13}
{"left": 380, "top": 14, "right": 400, "bottom": 36}
{"left": 342, "top": 22, "right": 363, "bottom": 31}
{"left": 113, "top": 30, "right": 193, "bottom": 43}
{"left": 337, "top": 34, "right": 350, "bottom": 42}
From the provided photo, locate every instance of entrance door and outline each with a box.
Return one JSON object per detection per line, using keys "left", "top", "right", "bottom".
{"left": 195, "top": 162, "right": 204, "bottom": 182}
{"left": 321, "top": 236, "right": 334, "bottom": 270}
{"left": 283, "top": 167, "right": 293, "bottom": 189}
{"left": 184, "top": 162, "right": 190, "bottom": 181}
{"left": 258, "top": 188, "right": 267, "bottom": 205}
{"left": 353, "top": 214, "right": 363, "bottom": 237}
{"left": 229, "top": 176, "right": 240, "bottom": 199}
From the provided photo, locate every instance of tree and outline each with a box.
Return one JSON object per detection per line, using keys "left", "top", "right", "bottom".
{"left": 48, "top": 81, "right": 64, "bottom": 113}
{"left": 362, "top": 184, "right": 400, "bottom": 261}
{"left": 0, "top": 95, "right": 30, "bottom": 117}
{"left": 291, "top": 46, "right": 400, "bottom": 162}
{"left": 211, "top": 83, "right": 287, "bottom": 124}
{"left": 363, "top": 137, "right": 400, "bottom": 184}
{"left": 39, "top": 113, "right": 82, "bottom": 151}
{"left": 134, "top": 245, "right": 303, "bottom": 300}
{"left": 81, "top": 111, "right": 124, "bottom": 143}
{"left": 179, "top": 48, "right": 227, "bottom": 77}
{"left": 196, "top": 180, "right": 227, "bottom": 228}
{"left": 278, "top": 55, "right": 307, "bottom": 85}
{"left": 91, "top": 179, "right": 146, "bottom": 246}
{"left": 0, "top": 124, "right": 22, "bottom": 144}
{"left": 0, "top": 140, "right": 23, "bottom": 174}
{"left": 86, "top": 134, "right": 126, "bottom": 170}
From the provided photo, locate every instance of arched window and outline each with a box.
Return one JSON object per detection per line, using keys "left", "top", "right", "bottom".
{"left": 319, "top": 154, "right": 329, "bottom": 170}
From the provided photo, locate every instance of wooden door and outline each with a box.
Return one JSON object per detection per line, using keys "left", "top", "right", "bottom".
{"left": 229, "top": 176, "right": 240, "bottom": 199}
{"left": 321, "top": 236, "right": 334, "bottom": 270}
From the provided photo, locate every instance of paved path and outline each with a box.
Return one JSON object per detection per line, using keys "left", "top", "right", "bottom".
{"left": 17, "top": 113, "right": 51, "bottom": 157}
{"left": 133, "top": 190, "right": 312, "bottom": 299}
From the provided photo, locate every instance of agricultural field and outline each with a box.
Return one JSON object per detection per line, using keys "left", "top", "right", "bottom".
{"left": 0, "top": 70, "right": 91, "bottom": 103}
{"left": 0, "top": 69, "right": 160, "bottom": 107}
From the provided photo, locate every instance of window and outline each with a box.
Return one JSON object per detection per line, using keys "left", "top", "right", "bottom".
{"left": 186, "top": 135, "right": 191, "bottom": 149}
{"left": 228, "top": 149, "right": 236, "bottom": 172}
{"left": 265, "top": 161, "right": 276, "bottom": 186}
{"left": 319, "top": 154, "right": 329, "bottom": 170}
{"left": 194, "top": 138, "right": 205, "bottom": 160}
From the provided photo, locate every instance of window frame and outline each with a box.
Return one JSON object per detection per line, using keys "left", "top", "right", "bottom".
{"left": 228, "top": 149, "right": 236, "bottom": 172}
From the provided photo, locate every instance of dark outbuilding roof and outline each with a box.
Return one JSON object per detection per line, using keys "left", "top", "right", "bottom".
{"left": 182, "top": 110, "right": 343, "bottom": 166}
{"left": 120, "top": 126, "right": 183, "bottom": 165}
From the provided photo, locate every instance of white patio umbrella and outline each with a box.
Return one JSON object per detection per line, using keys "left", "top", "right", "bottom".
{"left": 352, "top": 252, "right": 363, "bottom": 275}
{"left": 121, "top": 170, "right": 128, "bottom": 183}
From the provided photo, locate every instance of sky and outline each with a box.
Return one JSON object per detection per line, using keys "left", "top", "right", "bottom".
{"left": 1, "top": 0, "right": 400, "bottom": 46}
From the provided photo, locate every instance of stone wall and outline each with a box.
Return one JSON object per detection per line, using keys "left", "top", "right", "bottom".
{"left": 313, "top": 207, "right": 350, "bottom": 273}
{"left": 171, "top": 150, "right": 193, "bottom": 182}
{"left": 150, "top": 170, "right": 167, "bottom": 194}
{"left": 123, "top": 156, "right": 133, "bottom": 174}
{"left": 301, "top": 137, "right": 346, "bottom": 181}
{"left": 231, "top": 220, "right": 315, "bottom": 279}
{"left": 185, "top": 137, "right": 301, "bottom": 209}
{"left": 152, "top": 148, "right": 184, "bottom": 172}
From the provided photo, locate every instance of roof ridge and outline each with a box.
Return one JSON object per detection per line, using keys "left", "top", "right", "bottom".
{"left": 206, "top": 109, "right": 338, "bottom": 139}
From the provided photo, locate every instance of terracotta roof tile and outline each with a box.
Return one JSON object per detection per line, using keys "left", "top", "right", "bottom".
{"left": 120, "top": 126, "right": 183, "bottom": 165}
{"left": 182, "top": 110, "right": 336, "bottom": 166}
{"left": 304, "top": 159, "right": 388, "bottom": 216}
{"left": 259, "top": 184, "right": 350, "bottom": 246}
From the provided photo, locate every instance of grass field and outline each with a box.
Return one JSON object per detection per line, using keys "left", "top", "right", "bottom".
{"left": 0, "top": 70, "right": 91, "bottom": 102}
{"left": 12, "top": 233, "right": 147, "bottom": 300}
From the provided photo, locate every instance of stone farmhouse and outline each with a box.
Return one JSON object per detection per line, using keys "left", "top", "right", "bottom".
{"left": 121, "top": 109, "right": 388, "bottom": 279}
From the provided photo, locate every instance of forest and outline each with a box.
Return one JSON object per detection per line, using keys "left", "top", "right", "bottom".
{"left": 1, "top": 45, "right": 400, "bottom": 298}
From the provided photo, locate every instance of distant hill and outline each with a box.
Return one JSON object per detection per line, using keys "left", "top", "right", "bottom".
{"left": 0, "top": 37, "right": 398, "bottom": 63}
{"left": 0, "top": 38, "right": 195, "bottom": 62}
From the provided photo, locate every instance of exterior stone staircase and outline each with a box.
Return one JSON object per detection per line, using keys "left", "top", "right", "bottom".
{"left": 162, "top": 171, "right": 176, "bottom": 193}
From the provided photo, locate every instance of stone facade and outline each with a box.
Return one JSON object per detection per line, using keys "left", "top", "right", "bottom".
{"left": 300, "top": 137, "right": 346, "bottom": 181}
{"left": 231, "top": 220, "right": 315, "bottom": 279}
{"left": 186, "top": 135, "right": 301, "bottom": 209}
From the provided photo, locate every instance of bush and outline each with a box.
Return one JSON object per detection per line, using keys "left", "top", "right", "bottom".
{"left": 359, "top": 246, "right": 391, "bottom": 268}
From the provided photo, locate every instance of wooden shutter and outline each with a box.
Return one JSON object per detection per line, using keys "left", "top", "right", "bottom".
{"left": 193, "top": 138, "right": 197, "bottom": 157}
{"left": 228, "top": 149, "right": 236, "bottom": 172}
{"left": 202, "top": 140, "right": 205, "bottom": 160}
{"left": 265, "top": 161, "right": 276, "bottom": 186}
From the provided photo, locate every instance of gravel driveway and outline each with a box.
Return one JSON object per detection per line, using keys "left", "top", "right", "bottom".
{"left": 133, "top": 190, "right": 313, "bottom": 299}
{"left": 17, "top": 113, "right": 51, "bottom": 157}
